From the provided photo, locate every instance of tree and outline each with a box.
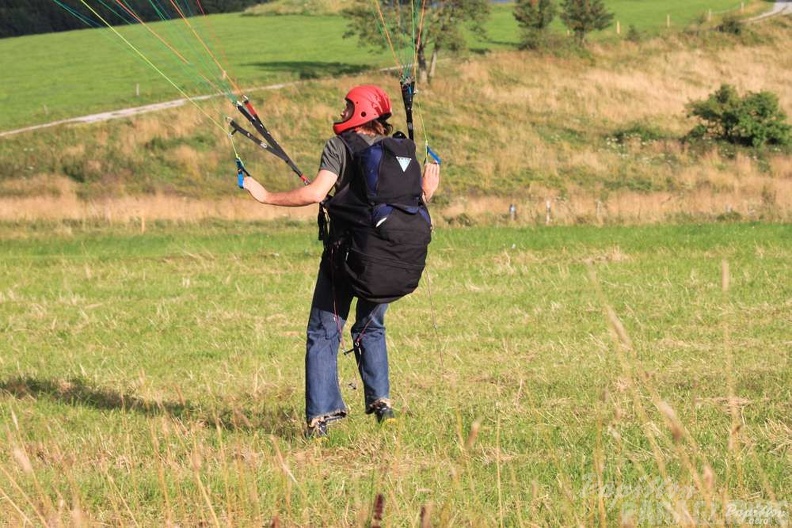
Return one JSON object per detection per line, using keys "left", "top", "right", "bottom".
{"left": 514, "top": 0, "right": 556, "bottom": 50}
{"left": 343, "top": 0, "right": 490, "bottom": 84}
{"left": 559, "top": 0, "right": 614, "bottom": 46}
{"left": 686, "top": 84, "right": 791, "bottom": 147}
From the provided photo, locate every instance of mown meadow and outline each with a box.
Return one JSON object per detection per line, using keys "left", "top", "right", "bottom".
{"left": 0, "top": 221, "right": 789, "bottom": 525}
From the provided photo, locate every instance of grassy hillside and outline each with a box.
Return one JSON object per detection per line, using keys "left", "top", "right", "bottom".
{"left": 0, "top": 2, "right": 790, "bottom": 224}
{"left": 0, "top": 0, "right": 767, "bottom": 131}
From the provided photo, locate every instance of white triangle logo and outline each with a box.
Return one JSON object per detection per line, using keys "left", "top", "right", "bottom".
{"left": 396, "top": 156, "right": 412, "bottom": 172}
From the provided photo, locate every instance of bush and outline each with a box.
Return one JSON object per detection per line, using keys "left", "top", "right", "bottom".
{"left": 717, "top": 15, "right": 744, "bottom": 35}
{"left": 685, "top": 84, "right": 791, "bottom": 148}
{"left": 626, "top": 24, "right": 642, "bottom": 43}
{"left": 613, "top": 122, "right": 668, "bottom": 144}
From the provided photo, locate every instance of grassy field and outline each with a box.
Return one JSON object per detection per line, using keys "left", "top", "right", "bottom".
{"left": 0, "top": 13, "right": 391, "bottom": 132}
{"left": 596, "top": 0, "right": 766, "bottom": 33}
{"left": 0, "top": 220, "right": 790, "bottom": 525}
{"left": 0, "top": 0, "right": 769, "bottom": 132}
{"left": 0, "top": 2, "right": 788, "bottom": 525}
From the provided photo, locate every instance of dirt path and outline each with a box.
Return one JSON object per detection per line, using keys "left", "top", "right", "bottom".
{"left": 752, "top": 0, "right": 792, "bottom": 19}
{"left": 0, "top": 99, "right": 200, "bottom": 138}
{"left": 0, "top": 82, "right": 291, "bottom": 139}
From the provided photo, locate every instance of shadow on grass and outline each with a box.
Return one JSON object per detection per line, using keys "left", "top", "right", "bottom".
{"left": 247, "top": 60, "right": 372, "bottom": 79}
{"left": 0, "top": 376, "right": 300, "bottom": 439}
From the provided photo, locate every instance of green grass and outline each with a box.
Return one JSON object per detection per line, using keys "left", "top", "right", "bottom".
{"left": 482, "top": 0, "right": 760, "bottom": 47}
{"left": 602, "top": 0, "right": 761, "bottom": 33}
{"left": 0, "top": 0, "right": 768, "bottom": 131}
{"left": 1, "top": 220, "right": 790, "bottom": 525}
{"left": 0, "top": 13, "right": 392, "bottom": 131}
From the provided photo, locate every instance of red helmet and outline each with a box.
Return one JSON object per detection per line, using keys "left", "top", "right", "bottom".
{"left": 333, "top": 85, "right": 392, "bottom": 135}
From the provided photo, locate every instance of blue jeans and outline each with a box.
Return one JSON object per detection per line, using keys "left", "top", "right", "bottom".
{"left": 305, "top": 260, "right": 390, "bottom": 426}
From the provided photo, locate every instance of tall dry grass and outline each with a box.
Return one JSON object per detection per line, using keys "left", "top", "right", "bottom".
{"left": 418, "top": 19, "right": 792, "bottom": 223}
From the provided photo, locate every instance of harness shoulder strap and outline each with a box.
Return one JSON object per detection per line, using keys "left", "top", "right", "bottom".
{"left": 338, "top": 131, "right": 373, "bottom": 157}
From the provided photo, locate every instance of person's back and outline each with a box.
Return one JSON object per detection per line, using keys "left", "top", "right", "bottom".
{"left": 238, "top": 84, "right": 440, "bottom": 439}
{"left": 323, "top": 129, "right": 432, "bottom": 304}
